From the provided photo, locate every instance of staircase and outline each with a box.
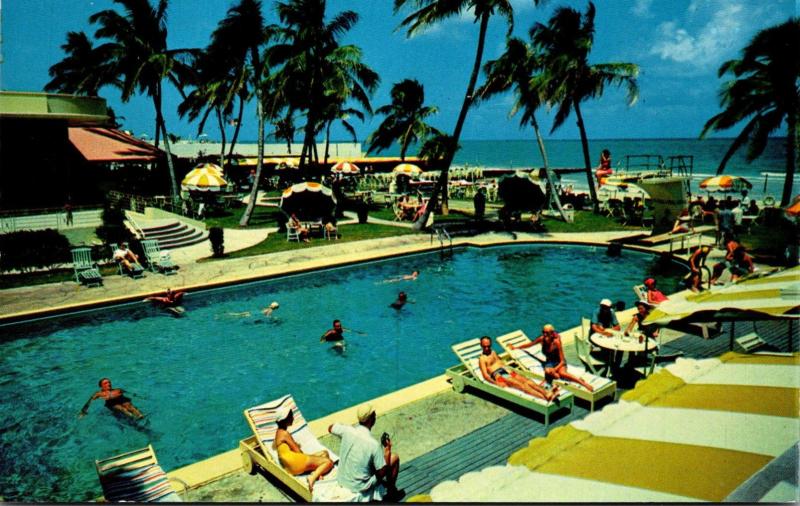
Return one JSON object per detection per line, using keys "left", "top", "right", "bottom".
{"left": 139, "top": 221, "right": 208, "bottom": 250}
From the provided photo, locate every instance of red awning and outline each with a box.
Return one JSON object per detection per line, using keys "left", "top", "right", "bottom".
{"left": 69, "top": 127, "right": 163, "bottom": 162}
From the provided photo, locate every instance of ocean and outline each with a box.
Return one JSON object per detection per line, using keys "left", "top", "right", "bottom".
{"left": 379, "top": 137, "right": 795, "bottom": 200}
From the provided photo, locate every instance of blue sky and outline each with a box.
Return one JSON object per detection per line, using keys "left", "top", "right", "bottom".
{"left": 1, "top": 0, "right": 794, "bottom": 142}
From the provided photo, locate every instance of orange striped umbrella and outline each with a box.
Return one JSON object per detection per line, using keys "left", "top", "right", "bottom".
{"left": 699, "top": 175, "right": 752, "bottom": 192}
{"left": 331, "top": 161, "right": 360, "bottom": 174}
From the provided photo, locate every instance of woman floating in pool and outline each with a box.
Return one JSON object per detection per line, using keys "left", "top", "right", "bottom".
{"left": 79, "top": 378, "right": 144, "bottom": 420}
{"left": 384, "top": 270, "right": 419, "bottom": 283}
{"left": 272, "top": 406, "right": 333, "bottom": 492}
{"left": 144, "top": 288, "right": 185, "bottom": 314}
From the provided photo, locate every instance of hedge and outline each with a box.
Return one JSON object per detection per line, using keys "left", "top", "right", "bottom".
{"left": 0, "top": 229, "right": 72, "bottom": 272}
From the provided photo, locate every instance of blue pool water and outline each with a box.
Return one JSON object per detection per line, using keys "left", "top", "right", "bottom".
{"left": 0, "top": 244, "right": 684, "bottom": 501}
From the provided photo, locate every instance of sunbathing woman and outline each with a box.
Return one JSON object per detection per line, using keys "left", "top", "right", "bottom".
{"left": 144, "top": 288, "right": 184, "bottom": 307}
{"left": 272, "top": 407, "right": 333, "bottom": 492}
{"left": 289, "top": 213, "right": 310, "bottom": 242}
{"left": 643, "top": 278, "right": 668, "bottom": 304}
{"left": 79, "top": 378, "right": 144, "bottom": 420}
{"left": 511, "top": 325, "right": 594, "bottom": 392}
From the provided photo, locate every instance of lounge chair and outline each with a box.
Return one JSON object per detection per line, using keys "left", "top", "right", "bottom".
{"left": 575, "top": 317, "right": 610, "bottom": 377}
{"left": 240, "top": 394, "right": 345, "bottom": 502}
{"left": 496, "top": 330, "right": 616, "bottom": 412}
{"left": 95, "top": 444, "right": 186, "bottom": 502}
{"left": 734, "top": 331, "right": 768, "bottom": 353}
{"left": 445, "top": 338, "right": 573, "bottom": 426}
{"left": 71, "top": 247, "right": 103, "bottom": 287}
{"left": 113, "top": 243, "right": 145, "bottom": 279}
{"left": 633, "top": 284, "right": 646, "bottom": 302}
{"left": 141, "top": 239, "right": 178, "bottom": 275}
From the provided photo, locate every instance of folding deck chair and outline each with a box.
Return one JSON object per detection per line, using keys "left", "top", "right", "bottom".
{"left": 71, "top": 247, "right": 103, "bottom": 287}
{"left": 496, "top": 330, "right": 616, "bottom": 412}
{"left": 240, "top": 394, "right": 349, "bottom": 502}
{"left": 141, "top": 239, "right": 178, "bottom": 275}
{"left": 113, "top": 243, "right": 145, "bottom": 279}
{"left": 95, "top": 444, "right": 185, "bottom": 502}
{"left": 445, "top": 338, "right": 573, "bottom": 426}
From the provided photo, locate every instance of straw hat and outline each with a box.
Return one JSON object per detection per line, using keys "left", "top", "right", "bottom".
{"left": 357, "top": 404, "right": 375, "bottom": 423}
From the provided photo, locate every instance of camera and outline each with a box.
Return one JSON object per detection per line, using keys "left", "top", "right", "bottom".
{"left": 380, "top": 432, "right": 390, "bottom": 447}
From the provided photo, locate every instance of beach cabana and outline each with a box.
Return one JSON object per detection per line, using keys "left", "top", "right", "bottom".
{"left": 699, "top": 175, "right": 753, "bottom": 193}
{"left": 279, "top": 182, "right": 337, "bottom": 220}
{"left": 644, "top": 266, "right": 800, "bottom": 350}
{"left": 419, "top": 353, "right": 800, "bottom": 502}
{"left": 498, "top": 171, "right": 545, "bottom": 211}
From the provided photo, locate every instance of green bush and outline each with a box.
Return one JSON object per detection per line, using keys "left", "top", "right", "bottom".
{"left": 95, "top": 202, "right": 132, "bottom": 246}
{"left": 0, "top": 229, "right": 71, "bottom": 272}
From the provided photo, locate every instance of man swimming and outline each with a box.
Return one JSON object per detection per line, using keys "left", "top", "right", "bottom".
{"left": 478, "top": 336, "right": 557, "bottom": 402}
{"left": 389, "top": 292, "right": 408, "bottom": 310}
{"left": 79, "top": 378, "right": 144, "bottom": 420}
{"left": 384, "top": 271, "right": 419, "bottom": 283}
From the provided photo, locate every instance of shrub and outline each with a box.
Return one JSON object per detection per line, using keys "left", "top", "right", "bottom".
{"left": 209, "top": 227, "right": 224, "bottom": 257}
{"left": 0, "top": 229, "right": 72, "bottom": 272}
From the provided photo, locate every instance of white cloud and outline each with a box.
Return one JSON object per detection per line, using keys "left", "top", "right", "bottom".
{"left": 649, "top": 2, "right": 745, "bottom": 68}
{"left": 632, "top": 0, "right": 653, "bottom": 18}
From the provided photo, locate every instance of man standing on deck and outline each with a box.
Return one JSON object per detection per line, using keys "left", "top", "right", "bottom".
{"left": 328, "top": 404, "right": 402, "bottom": 502}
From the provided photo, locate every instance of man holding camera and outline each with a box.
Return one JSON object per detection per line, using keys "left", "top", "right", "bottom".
{"left": 328, "top": 404, "right": 402, "bottom": 502}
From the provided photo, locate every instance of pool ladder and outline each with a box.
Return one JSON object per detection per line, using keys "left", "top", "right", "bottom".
{"left": 431, "top": 225, "right": 453, "bottom": 258}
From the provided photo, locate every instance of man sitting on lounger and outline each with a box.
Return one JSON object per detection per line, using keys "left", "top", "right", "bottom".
{"left": 510, "top": 325, "right": 594, "bottom": 392}
{"left": 113, "top": 242, "right": 143, "bottom": 274}
{"left": 478, "top": 336, "right": 557, "bottom": 402}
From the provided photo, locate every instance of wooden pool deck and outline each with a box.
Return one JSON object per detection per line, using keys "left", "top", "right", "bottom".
{"left": 396, "top": 319, "right": 799, "bottom": 500}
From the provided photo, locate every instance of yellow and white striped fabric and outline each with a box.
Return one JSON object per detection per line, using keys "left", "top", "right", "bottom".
{"left": 392, "top": 163, "right": 422, "bottom": 176}
{"left": 424, "top": 352, "right": 800, "bottom": 502}
{"left": 181, "top": 165, "right": 227, "bottom": 192}
{"left": 645, "top": 266, "right": 800, "bottom": 326}
{"left": 699, "top": 175, "right": 753, "bottom": 192}
{"left": 331, "top": 161, "right": 360, "bottom": 174}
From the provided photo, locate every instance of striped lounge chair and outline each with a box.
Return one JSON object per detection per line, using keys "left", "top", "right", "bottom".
{"left": 497, "top": 329, "right": 617, "bottom": 411}
{"left": 445, "top": 338, "right": 573, "bottom": 426}
{"left": 241, "top": 395, "right": 349, "bottom": 502}
{"left": 95, "top": 444, "right": 184, "bottom": 502}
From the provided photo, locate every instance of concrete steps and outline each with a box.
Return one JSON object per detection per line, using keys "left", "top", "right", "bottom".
{"left": 139, "top": 221, "right": 208, "bottom": 250}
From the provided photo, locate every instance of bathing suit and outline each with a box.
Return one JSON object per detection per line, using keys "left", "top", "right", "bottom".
{"left": 542, "top": 340, "right": 561, "bottom": 370}
{"left": 276, "top": 442, "right": 310, "bottom": 475}
{"left": 490, "top": 368, "right": 510, "bottom": 380}
{"left": 104, "top": 394, "right": 131, "bottom": 409}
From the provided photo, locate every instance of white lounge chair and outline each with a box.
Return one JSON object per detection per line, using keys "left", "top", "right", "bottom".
{"left": 496, "top": 330, "right": 617, "bottom": 412}
{"left": 240, "top": 395, "right": 347, "bottom": 502}
{"left": 95, "top": 444, "right": 185, "bottom": 502}
{"left": 445, "top": 338, "right": 573, "bottom": 426}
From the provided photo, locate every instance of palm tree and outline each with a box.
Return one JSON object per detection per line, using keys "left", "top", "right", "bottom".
{"left": 87, "top": 0, "right": 195, "bottom": 203}
{"left": 531, "top": 2, "right": 638, "bottom": 213}
{"left": 701, "top": 18, "right": 800, "bottom": 207}
{"left": 477, "top": 37, "right": 568, "bottom": 220}
{"left": 394, "top": 0, "right": 532, "bottom": 217}
{"left": 45, "top": 31, "right": 120, "bottom": 95}
{"left": 367, "top": 79, "right": 440, "bottom": 160}
{"left": 271, "top": 112, "right": 298, "bottom": 154}
{"left": 270, "top": 0, "right": 378, "bottom": 171}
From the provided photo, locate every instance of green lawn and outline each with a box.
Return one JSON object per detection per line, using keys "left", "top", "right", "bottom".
{"left": 203, "top": 205, "right": 284, "bottom": 229}
{"left": 541, "top": 211, "right": 641, "bottom": 233}
{"left": 203, "top": 222, "right": 418, "bottom": 261}
{"left": 62, "top": 227, "right": 100, "bottom": 247}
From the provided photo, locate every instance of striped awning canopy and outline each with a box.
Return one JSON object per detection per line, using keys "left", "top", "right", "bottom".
{"left": 331, "top": 161, "right": 360, "bottom": 174}
{"left": 700, "top": 175, "right": 753, "bottom": 192}
{"left": 645, "top": 266, "right": 800, "bottom": 327}
{"left": 181, "top": 165, "right": 228, "bottom": 192}
{"left": 392, "top": 163, "right": 422, "bottom": 177}
{"left": 419, "top": 353, "right": 800, "bottom": 502}
{"left": 279, "top": 182, "right": 336, "bottom": 219}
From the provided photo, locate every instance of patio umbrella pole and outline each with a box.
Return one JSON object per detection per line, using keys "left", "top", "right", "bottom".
{"left": 729, "top": 321, "right": 735, "bottom": 351}
{"left": 789, "top": 320, "right": 794, "bottom": 353}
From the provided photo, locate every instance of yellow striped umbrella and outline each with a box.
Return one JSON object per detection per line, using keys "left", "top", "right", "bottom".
{"left": 183, "top": 163, "right": 223, "bottom": 180}
{"left": 181, "top": 166, "right": 228, "bottom": 192}
{"left": 419, "top": 352, "right": 800, "bottom": 503}
{"left": 331, "top": 161, "right": 361, "bottom": 175}
{"left": 392, "top": 163, "right": 422, "bottom": 177}
{"left": 699, "top": 175, "right": 753, "bottom": 192}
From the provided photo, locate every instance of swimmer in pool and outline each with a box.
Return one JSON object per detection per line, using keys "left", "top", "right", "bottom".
{"left": 272, "top": 406, "right": 333, "bottom": 492}
{"left": 321, "top": 319, "right": 346, "bottom": 342}
{"left": 79, "top": 378, "right": 144, "bottom": 420}
{"left": 262, "top": 301, "right": 280, "bottom": 316}
{"left": 144, "top": 288, "right": 185, "bottom": 314}
{"left": 384, "top": 270, "right": 419, "bottom": 283}
{"left": 389, "top": 291, "right": 409, "bottom": 310}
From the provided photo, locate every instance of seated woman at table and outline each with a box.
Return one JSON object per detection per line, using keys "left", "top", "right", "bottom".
{"left": 624, "top": 300, "right": 659, "bottom": 340}
{"left": 289, "top": 213, "right": 310, "bottom": 242}
{"left": 511, "top": 324, "right": 593, "bottom": 391}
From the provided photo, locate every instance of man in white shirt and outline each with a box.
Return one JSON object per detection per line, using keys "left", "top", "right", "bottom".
{"left": 113, "top": 242, "right": 142, "bottom": 273}
{"left": 328, "top": 404, "right": 402, "bottom": 502}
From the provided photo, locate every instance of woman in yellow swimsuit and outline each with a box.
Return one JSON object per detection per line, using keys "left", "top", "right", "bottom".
{"left": 272, "top": 407, "right": 333, "bottom": 492}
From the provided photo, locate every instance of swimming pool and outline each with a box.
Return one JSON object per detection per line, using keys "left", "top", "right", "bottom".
{"left": 0, "top": 243, "right": 684, "bottom": 501}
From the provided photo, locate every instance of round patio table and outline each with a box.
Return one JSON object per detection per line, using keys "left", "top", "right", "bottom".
{"left": 591, "top": 331, "right": 659, "bottom": 377}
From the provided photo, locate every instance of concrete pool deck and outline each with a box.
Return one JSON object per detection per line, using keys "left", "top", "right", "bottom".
{"left": 0, "top": 228, "right": 660, "bottom": 322}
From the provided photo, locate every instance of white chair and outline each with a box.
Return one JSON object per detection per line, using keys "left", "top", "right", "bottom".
{"left": 633, "top": 284, "right": 647, "bottom": 301}
{"left": 576, "top": 317, "right": 609, "bottom": 377}
{"left": 286, "top": 226, "right": 300, "bottom": 242}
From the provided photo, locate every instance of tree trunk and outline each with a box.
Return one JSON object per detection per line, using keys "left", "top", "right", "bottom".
{"left": 324, "top": 120, "right": 332, "bottom": 164}
{"left": 217, "top": 108, "right": 227, "bottom": 169}
{"left": 227, "top": 94, "right": 245, "bottom": 159}
{"left": 240, "top": 97, "right": 265, "bottom": 226}
{"left": 781, "top": 111, "right": 797, "bottom": 207}
{"left": 532, "top": 116, "right": 567, "bottom": 221}
{"left": 416, "top": 13, "right": 490, "bottom": 227}
{"left": 400, "top": 123, "right": 413, "bottom": 161}
{"left": 573, "top": 101, "right": 600, "bottom": 212}
{"left": 153, "top": 89, "right": 178, "bottom": 203}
